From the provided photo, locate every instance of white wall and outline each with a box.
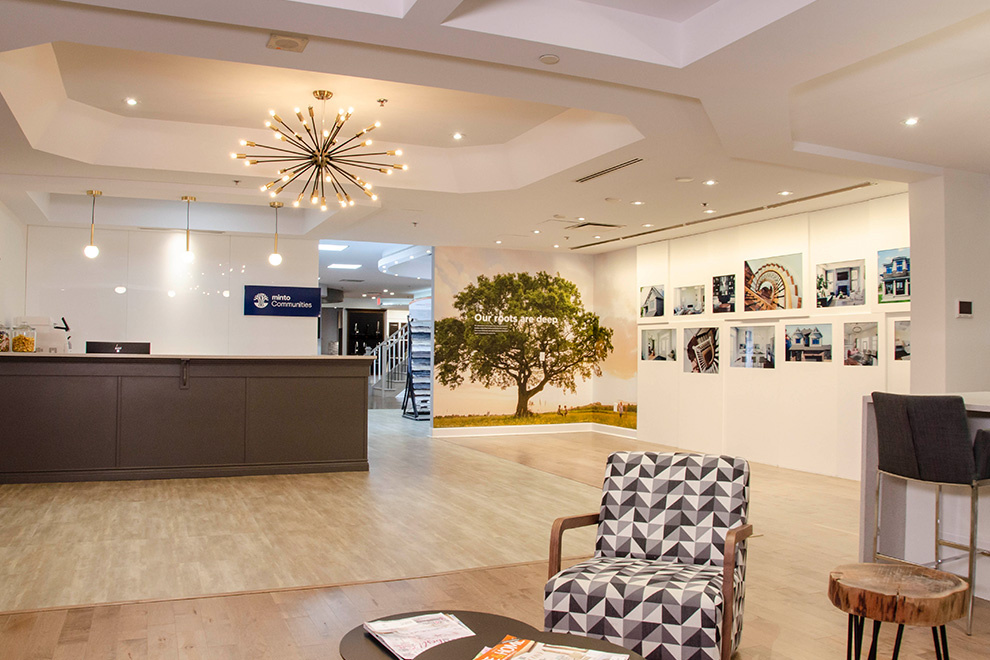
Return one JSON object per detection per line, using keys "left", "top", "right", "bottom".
{"left": 0, "top": 202, "right": 27, "bottom": 324}
{"left": 25, "top": 226, "right": 319, "bottom": 355}
{"left": 637, "top": 195, "right": 910, "bottom": 479}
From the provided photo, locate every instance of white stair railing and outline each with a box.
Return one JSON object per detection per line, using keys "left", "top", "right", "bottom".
{"left": 371, "top": 324, "right": 409, "bottom": 392}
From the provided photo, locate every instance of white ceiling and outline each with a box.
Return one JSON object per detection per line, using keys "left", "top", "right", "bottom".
{"left": 0, "top": 0, "right": 987, "bottom": 259}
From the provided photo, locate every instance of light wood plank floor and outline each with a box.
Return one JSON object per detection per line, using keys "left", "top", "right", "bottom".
{"left": 1, "top": 412, "right": 987, "bottom": 658}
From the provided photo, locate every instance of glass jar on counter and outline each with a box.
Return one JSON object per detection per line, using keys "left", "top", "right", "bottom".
{"left": 11, "top": 325, "right": 36, "bottom": 353}
{"left": 0, "top": 325, "right": 10, "bottom": 352}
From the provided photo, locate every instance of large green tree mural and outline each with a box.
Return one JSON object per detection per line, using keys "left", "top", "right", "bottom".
{"left": 435, "top": 271, "right": 614, "bottom": 417}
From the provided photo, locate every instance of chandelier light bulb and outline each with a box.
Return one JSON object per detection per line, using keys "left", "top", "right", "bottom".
{"left": 183, "top": 250, "right": 195, "bottom": 263}
{"left": 84, "top": 244, "right": 100, "bottom": 259}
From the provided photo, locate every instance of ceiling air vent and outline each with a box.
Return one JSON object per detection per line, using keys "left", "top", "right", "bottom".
{"left": 574, "top": 158, "right": 643, "bottom": 183}
{"left": 566, "top": 221, "right": 623, "bottom": 230}
{"left": 267, "top": 33, "right": 309, "bottom": 53}
{"left": 338, "top": 278, "right": 364, "bottom": 283}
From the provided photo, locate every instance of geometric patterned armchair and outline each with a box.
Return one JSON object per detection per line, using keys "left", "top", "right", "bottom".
{"left": 545, "top": 452, "right": 753, "bottom": 660}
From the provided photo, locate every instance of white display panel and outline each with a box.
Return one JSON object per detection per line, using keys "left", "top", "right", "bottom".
{"left": 25, "top": 226, "right": 319, "bottom": 356}
{"left": 636, "top": 194, "right": 911, "bottom": 479}
{"left": 0, "top": 203, "right": 27, "bottom": 324}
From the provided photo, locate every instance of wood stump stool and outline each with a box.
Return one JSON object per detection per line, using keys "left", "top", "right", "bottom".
{"left": 828, "top": 563, "right": 968, "bottom": 660}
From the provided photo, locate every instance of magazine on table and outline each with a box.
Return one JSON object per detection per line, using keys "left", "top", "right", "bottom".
{"left": 363, "top": 612, "right": 475, "bottom": 659}
{"left": 474, "top": 636, "right": 629, "bottom": 660}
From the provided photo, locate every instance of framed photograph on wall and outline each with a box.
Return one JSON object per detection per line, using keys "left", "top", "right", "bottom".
{"left": 730, "top": 326, "right": 775, "bottom": 368}
{"left": 674, "top": 285, "right": 705, "bottom": 315}
{"left": 816, "top": 259, "right": 866, "bottom": 307}
{"left": 744, "top": 253, "right": 803, "bottom": 311}
{"left": 640, "top": 285, "right": 664, "bottom": 317}
{"left": 713, "top": 274, "right": 735, "bottom": 313}
{"left": 784, "top": 324, "right": 832, "bottom": 362}
{"left": 684, "top": 327, "right": 719, "bottom": 374}
{"left": 878, "top": 248, "right": 910, "bottom": 303}
{"left": 844, "top": 322, "right": 878, "bottom": 366}
{"left": 894, "top": 320, "right": 911, "bottom": 361}
{"left": 641, "top": 328, "right": 676, "bottom": 361}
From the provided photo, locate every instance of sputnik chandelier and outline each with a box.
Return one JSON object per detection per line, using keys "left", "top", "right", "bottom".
{"left": 233, "top": 90, "right": 406, "bottom": 211}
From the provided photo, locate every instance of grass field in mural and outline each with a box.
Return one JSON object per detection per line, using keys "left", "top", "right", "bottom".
{"left": 435, "top": 404, "right": 637, "bottom": 429}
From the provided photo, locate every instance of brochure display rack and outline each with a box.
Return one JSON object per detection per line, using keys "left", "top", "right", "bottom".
{"left": 402, "top": 318, "right": 432, "bottom": 420}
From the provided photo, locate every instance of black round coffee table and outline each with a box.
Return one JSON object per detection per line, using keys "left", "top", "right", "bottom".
{"left": 339, "top": 610, "right": 645, "bottom": 660}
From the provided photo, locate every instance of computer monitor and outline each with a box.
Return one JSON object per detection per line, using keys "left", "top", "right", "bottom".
{"left": 85, "top": 341, "right": 151, "bottom": 354}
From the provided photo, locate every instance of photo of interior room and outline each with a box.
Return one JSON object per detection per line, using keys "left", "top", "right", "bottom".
{"left": 1, "top": 2, "right": 989, "bottom": 659}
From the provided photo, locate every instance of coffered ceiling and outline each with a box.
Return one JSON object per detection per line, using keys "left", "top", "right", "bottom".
{"left": 0, "top": 0, "right": 987, "bottom": 256}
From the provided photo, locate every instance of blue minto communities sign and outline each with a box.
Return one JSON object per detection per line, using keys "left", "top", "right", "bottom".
{"left": 244, "top": 285, "right": 321, "bottom": 317}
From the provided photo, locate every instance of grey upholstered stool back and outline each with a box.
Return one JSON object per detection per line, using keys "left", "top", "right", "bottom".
{"left": 871, "top": 392, "right": 981, "bottom": 484}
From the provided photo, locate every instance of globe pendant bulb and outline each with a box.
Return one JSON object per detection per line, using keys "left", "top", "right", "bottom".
{"left": 269, "top": 252, "right": 282, "bottom": 266}
{"left": 84, "top": 244, "right": 99, "bottom": 259}
{"left": 183, "top": 250, "right": 195, "bottom": 263}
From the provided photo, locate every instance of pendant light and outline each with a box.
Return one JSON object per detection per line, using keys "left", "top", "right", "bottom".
{"left": 181, "top": 196, "right": 196, "bottom": 263}
{"left": 83, "top": 190, "right": 102, "bottom": 258}
{"left": 268, "top": 201, "right": 283, "bottom": 266}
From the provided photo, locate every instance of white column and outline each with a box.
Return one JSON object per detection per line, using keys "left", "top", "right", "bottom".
{"left": 909, "top": 169, "right": 990, "bottom": 393}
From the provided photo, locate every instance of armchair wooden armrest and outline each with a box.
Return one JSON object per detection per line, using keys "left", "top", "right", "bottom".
{"left": 720, "top": 523, "right": 754, "bottom": 660}
{"left": 548, "top": 512, "right": 600, "bottom": 579}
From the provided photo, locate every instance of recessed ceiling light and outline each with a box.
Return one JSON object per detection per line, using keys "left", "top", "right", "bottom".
{"left": 114, "top": 286, "right": 127, "bottom": 294}
{"left": 777, "top": 190, "right": 794, "bottom": 196}
{"left": 533, "top": 229, "right": 540, "bottom": 234}
{"left": 167, "top": 290, "right": 176, "bottom": 298}
{"left": 642, "top": 223, "right": 654, "bottom": 228}
{"left": 553, "top": 214, "right": 565, "bottom": 219}
{"left": 383, "top": 289, "right": 388, "bottom": 293}
{"left": 495, "top": 240, "right": 502, "bottom": 244}
{"left": 703, "top": 179, "right": 718, "bottom": 186}
{"left": 902, "top": 117, "right": 920, "bottom": 126}
{"left": 539, "top": 54, "right": 560, "bottom": 65}
{"left": 593, "top": 235, "right": 601, "bottom": 239}
{"left": 577, "top": 217, "right": 585, "bottom": 221}
{"left": 553, "top": 244, "right": 560, "bottom": 248}
{"left": 390, "top": 292, "right": 395, "bottom": 295}
{"left": 675, "top": 177, "right": 694, "bottom": 183}
{"left": 319, "top": 244, "right": 348, "bottom": 251}
{"left": 631, "top": 201, "right": 645, "bottom": 206}
{"left": 605, "top": 197, "right": 621, "bottom": 203}
{"left": 362, "top": 294, "right": 367, "bottom": 297}
{"left": 704, "top": 209, "right": 716, "bottom": 214}
{"left": 452, "top": 132, "right": 464, "bottom": 140}
{"left": 328, "top": 263, "right": 361, "bottom": 269}
{"left": 125, "top": 97, "right": 138, "bottom": 106}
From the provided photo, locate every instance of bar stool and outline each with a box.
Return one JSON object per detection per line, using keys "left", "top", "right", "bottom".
{"left": 871, "top": 392, "right": 990, "bottom": 634}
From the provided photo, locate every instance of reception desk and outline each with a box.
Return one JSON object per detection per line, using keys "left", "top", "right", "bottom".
{"left": 0, "top": 354, "right": 373, "bottom": 483}
{"left": 860, "top": 392, "right": 990, "bottom": 599}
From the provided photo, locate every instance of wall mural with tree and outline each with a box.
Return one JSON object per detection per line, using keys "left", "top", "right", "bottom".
{"left": 432, "top": 247, "right": 636, "bottom": 430}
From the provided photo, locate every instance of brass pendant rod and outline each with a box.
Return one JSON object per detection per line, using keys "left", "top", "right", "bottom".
{"left": 90, "top": 194, "right": 97, "bottom": 245}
